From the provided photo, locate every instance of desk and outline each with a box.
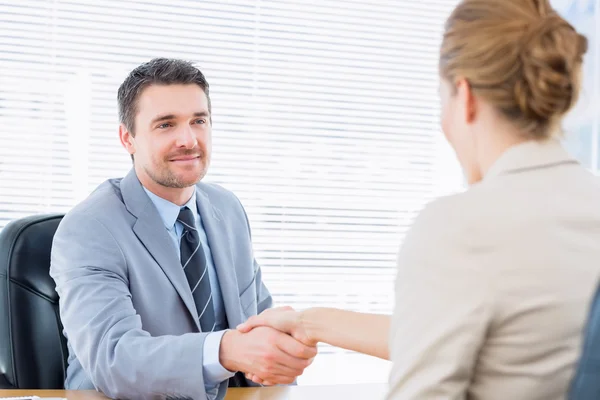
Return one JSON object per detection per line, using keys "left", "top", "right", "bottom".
{"left": 0, "top": 384, "right": 387, "bottom": 399}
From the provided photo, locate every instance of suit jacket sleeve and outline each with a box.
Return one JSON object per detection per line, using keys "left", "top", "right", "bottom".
{"left": 254, "top": 258, "right": 273, "bottom": 313}
{"left": 232, "top": 195, "right": 274, "bottom": 389}
{"left": 50, "top": 213, "right": 211, "bottom": 400}
{"left": 387, "top": 199, "right": 494, "bottom": 399}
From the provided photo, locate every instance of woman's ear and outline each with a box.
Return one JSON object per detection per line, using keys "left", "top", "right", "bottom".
{"left": 455, "top": 78, "right": 477, "bottom": 124}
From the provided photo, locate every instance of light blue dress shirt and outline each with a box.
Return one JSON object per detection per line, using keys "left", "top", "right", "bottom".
{"left": 143, "top": 187, "right": 235, "bottom": 396}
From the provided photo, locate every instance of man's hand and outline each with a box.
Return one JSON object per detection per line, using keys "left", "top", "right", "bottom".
{"left": 219, "top": 326, "right": 317, "bottom": 386}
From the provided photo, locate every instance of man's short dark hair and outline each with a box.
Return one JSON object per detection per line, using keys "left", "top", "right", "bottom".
{"left": 117, "top": 58, "right": 211, "bottom": 135}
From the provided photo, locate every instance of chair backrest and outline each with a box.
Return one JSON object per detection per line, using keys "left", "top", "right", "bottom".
{"left": 0, "top": 214, "right": 67, "bottom": 389}
{"left": 569, "top": 283, "right": 600, "bottom": 399}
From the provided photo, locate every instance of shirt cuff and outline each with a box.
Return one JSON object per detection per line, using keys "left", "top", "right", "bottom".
{"left": 203, "top": 330, "right": 236, "bottom": 387}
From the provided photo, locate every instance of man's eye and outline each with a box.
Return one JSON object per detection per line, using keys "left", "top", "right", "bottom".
{"left": 194, "top": 119, "right": 206, "bottom": 124}
{"left": 158, "top": 123, "right": 172, "bottom": 129}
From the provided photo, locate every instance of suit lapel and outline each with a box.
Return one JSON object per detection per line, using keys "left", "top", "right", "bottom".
{"left": 195, "top": 186, "right": 243, "bottom": 327}
{"left": 120, "top": 170, "right": 200, "bottom": 330}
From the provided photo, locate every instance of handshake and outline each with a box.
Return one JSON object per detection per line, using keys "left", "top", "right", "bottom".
{"left": 219, "top": 307, "right": 314, "bottom": 386}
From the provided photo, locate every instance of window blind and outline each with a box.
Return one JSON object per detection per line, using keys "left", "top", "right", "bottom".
{"left": 0, "top": 0, "right": 460, "bottom": 321}
{"left": 6, "top": 0, "right": 596, "bottom": 385}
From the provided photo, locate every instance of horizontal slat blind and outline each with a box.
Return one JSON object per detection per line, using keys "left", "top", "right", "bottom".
{"left": 2, "top": 0, "right": 596, "bottom": 385}
{"left": 0, "top": 0, "right": 460, "bottom": 363}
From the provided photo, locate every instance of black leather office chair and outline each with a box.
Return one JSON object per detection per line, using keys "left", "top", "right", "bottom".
{"left": 0, "top": 214, "right": 67, "bottom": 389}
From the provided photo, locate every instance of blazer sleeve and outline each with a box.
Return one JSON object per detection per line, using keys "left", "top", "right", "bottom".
{"left": 50, "top": 213, "right": 210, "bottom": 400}
{"left": 229, "top": 192, "right": 274, "bottom": 388}
{"left": 387, "top": 199, "right": 494, "bottom": 399}
{"left": 254, "top": 258, "right": 273, "bottom": 313}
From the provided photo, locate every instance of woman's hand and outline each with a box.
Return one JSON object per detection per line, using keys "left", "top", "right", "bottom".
{"left": 237, "top": 306, "right": 316, "bottom": 347}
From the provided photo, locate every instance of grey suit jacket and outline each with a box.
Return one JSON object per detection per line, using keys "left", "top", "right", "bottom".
{"left": 50, "top": 169, "right": 272, "bottom": 400}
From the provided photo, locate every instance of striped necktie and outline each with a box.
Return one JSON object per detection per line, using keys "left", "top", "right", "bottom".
{"left": 177, "top": 206, "right": 215, "bottom": 332}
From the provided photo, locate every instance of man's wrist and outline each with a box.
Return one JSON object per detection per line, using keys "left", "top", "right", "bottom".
{"left": 203, "top": 331, "right": 235, "bottom": 387}
{"left": 219, "top": 329, "right": 242, "bottom": 373}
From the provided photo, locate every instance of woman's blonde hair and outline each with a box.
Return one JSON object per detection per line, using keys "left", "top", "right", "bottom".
{"left": 440, "top": 0, "right": 588, "bottom": 138}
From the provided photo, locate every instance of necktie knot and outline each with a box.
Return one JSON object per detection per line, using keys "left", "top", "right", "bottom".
{"left": 177, "top": 207, "right": 198, "bottom": 242}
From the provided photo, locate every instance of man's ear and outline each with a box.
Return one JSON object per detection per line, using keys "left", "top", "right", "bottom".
{"left": 455, "top": 78, "right": 477, "bottom": 124}
{"left": 119, "top": 123, "right": 136, "bottom": 157}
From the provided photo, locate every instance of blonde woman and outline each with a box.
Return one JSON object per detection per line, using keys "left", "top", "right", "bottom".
{"left": 238, "top": 0, "right": 600, "bottom": 398}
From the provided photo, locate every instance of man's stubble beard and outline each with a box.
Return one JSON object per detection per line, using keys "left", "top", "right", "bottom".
{"left": 146, "top": 157, "right": 209, "bottom": 189}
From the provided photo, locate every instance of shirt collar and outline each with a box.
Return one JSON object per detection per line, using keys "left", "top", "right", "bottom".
{"left": 484, "top": 138, "right": 575, "bottom": 181}
{"left": 142, "top": 187, "right": 199, "bottom": 231}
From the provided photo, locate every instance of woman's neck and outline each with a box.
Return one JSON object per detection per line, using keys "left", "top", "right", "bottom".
{"left": 476, "top": 122, "right": 529, "bottom": 181}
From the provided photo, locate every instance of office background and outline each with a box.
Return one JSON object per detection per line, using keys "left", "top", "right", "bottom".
{"left": 0, "top": 0, "right": 598, "bottom": 385}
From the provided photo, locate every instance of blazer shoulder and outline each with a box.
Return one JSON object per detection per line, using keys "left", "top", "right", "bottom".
{"left": 422, "top": 181, "right": 508, "bottom": 223}
{"left": 409, "top": 189, "right": 488, "bottom": 248}
{"left": 418, "top": 190, "right": 477, "bottom": 223}
{"left": 197, "top": 182, "right": 244, "bottom": 209}
{"left": 61, "top": 178, "right": 127, "bottom": 226}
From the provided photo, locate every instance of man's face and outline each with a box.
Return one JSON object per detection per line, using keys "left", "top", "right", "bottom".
{"left": 123, "top": 84, "right": 212, "bottom": 189}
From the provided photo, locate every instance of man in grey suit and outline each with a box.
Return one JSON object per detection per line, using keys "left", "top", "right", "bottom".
{"left": 50, "top": 58, "right": 316, "bottom": 400}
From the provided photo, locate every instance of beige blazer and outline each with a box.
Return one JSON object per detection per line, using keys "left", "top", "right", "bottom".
{"left": 388, "top": 139, "right": 600, "bottom": 400}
